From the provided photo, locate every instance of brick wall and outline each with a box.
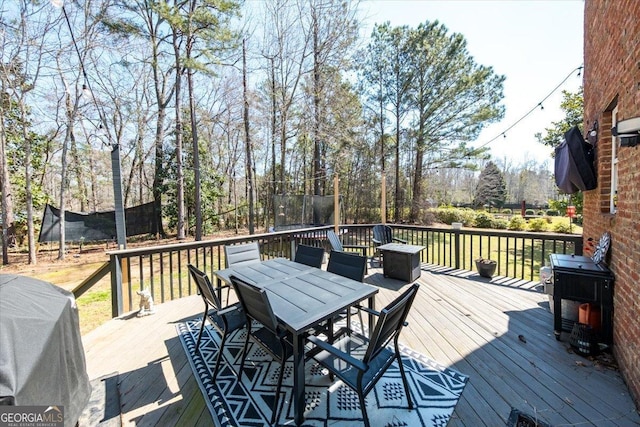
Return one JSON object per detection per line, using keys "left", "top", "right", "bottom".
{"left": 583, "top": 0, "right": 640, "bottom": 406}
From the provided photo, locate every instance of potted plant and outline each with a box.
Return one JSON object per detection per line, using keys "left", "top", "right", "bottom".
{"left": 475, "top": 257, "right": 497, "bottom": 278}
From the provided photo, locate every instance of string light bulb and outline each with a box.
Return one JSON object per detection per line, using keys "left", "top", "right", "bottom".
{"left": 81, "top": 83, "right": 91, "bottom": 99}
{"left": 50, "top": 0, "right": 63, "bottom": 8}
{"left": 464, "top": 64, "right": 583, "bottom": 157}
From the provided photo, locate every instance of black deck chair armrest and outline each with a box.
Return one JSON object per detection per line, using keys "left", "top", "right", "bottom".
{"left": 213, "top": 283, "right": 232, "bottom": 291}
{"left": 217, "top": 303, "right": 242, "bottom": 316}
{"left": 307, "top": 335, "right": 368, "bottom": 372}
{"left": 392, "top": 237, "right": 408, "bottom": 244}
{"left": 353, "top": 304, "right": 381, "bottom": 317}
{"left": 353, "top": 304, "right": 408, "bottom": 327}
{"left": 372, "top": 238, "right": 382, "bottom": 245}
{"left": 342, "top": 244, "right": 368, "bottom": 256}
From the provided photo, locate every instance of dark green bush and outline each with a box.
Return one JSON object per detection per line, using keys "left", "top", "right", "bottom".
{"left": 552, "top": 221, "right": 572, "bottom": 233}
{"left": 431, "top": 207, "right": 465, "bottom": 225}
{"left": 493, "top": 219, "right": 508, "bottom": 229}
{"left": 508, "top": 216, "right": 527, "bottom": 231}
{"left": 525, "top": 209, "right": 535, "bottom": 216}
{"left": 528, "top": 218, "right": 548, "bottom": 232}
{"left": 474, "top": 212, "right": 495, "bottom": 228}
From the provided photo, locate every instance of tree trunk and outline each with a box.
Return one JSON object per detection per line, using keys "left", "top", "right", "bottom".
{"left": 188, "top": 63, "right": 202, "bottom": 240}
{"left": 152, "top": 107, "right": 166, "bottom": 237}
{"left": 70, "top": 131, "right": 87, "bottom": 212}
{"left": 270, "top": 58, "right": 277, "bottom": 225}
{"left": 243, "top": 38, "right": 255, "bottom": 234}
{"left": 173, "top": 26, "right": 185, "bottom": 240}
{"left": 19, "top": 102, "right": 36, "bottom": 264}
{"left": 186, "top": 0, "right": 202, "bottom": 240}
{"left": 312, "top": 10, "right": 322, "bottom": 196}
{"left": 0, "top": 108, "right": 13, "bottom": 265}
{"left": 394, "top": 104, "right": 401, "bottom": 223}
{"left": 411, "top": 145, "right": 424, "bottom": 222}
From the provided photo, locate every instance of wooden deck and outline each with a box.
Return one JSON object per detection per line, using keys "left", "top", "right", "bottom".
{"left": 81, "top": 263, "right": 640, "bottom": 426}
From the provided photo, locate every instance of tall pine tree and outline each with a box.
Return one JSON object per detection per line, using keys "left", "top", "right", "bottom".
{"left": 473, "top": 161, "right": 506, "bottom": 208}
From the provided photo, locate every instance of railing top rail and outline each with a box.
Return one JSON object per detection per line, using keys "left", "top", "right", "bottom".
{"left": 105, "top": 223, "right": 581, "bottom": 259}
{"left": 106, "top": 225, "right": 334, "bottom": 257}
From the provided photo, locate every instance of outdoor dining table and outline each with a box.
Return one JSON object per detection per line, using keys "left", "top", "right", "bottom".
{"left": 213, "top": 258, "right": 378, "bottom": 426}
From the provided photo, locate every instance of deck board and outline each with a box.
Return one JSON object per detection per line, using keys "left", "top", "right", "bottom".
{"left": 81, "top": 262, "right": 640, "bottom": 426}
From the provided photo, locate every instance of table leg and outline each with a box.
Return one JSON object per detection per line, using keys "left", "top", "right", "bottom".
{"left": 368, "top": 295, "right": 376, "bottom": 334}
{"left": 292, "top": 333, "right": 305, "bottom": 426}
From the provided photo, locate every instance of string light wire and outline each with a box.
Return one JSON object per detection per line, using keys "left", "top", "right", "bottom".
{"left": 59, "top": 3, "right": 113, "bottom": 148}
{"left": 467, "top": 65, "right": 583, "bottom": 156}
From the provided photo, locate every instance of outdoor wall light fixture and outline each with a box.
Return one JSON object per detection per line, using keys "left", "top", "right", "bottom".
{"left": 612, "top": 117, "right": 640, "bottom": 148}
{"left": 587, "top": 120, "right": 598, "bottom": 144}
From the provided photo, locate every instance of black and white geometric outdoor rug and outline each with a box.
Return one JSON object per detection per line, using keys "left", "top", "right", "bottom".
{"left": 177, "top": 319, "right": 468, "bottom": 427}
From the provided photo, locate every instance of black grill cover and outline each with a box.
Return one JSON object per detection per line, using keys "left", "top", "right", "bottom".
{"left": 554, "top": 126, "right": 597, "bottom": 194}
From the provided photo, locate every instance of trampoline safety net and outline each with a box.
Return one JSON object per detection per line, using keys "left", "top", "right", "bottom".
{"left": 38, "top": 202, "right": 158, "bottom": 243}
{"left": 273, "top": 195, "right": 340, "bottom": 231}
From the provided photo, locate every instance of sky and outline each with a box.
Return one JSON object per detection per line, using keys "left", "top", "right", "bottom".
{"left": 359, "top": 0, "right": 584, "bottom": 169}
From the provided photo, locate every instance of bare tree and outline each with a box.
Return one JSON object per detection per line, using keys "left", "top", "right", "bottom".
{"left": 1, "top": 1, "right": 61, "bottom": 264}
{"left": 302, "top": 0, "right": 360, "bottom": 195}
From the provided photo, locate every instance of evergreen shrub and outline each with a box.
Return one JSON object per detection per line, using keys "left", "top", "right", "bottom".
{"left": 432, "top": 207, "right": 464, "bottom": 225}
{"left": 474, "top": 212, "right": 495, "bottom": 228}
{"left": 528, "top": 218, "right": 548, "bottom": 232}
{"left": 552, "top": 221, "right": 573, "bottom": 233}
{"left": 508, "top": 216, "right": 527, "bottom": 231}
{"left": 493, "top": 219, "right": 508, "bottom": 229}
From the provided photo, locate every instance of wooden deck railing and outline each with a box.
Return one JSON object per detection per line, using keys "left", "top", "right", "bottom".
{"left": 105, "top": 224, "right": 582, "bottom": 317}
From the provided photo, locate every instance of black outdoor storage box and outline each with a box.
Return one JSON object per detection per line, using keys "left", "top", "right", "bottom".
{"left": 380, "top": 244, "right": 424, "bottom": 282}
{"left": 549, "top": 253, "right": 614, "bottom": 344}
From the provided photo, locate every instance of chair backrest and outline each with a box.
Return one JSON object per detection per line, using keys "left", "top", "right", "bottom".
{"left": 372, "top": 224, "right": 392, "bottom": 245}
{"left": 326, "top": 230, "right": 344, "bottom": 252}
{"left": 294, "top": 244, "right": 325, "bottom": 268}
{"left": 327, "top": 250, "right": 366, "bottom": 282}
{"left": 224, "top": 242, "right": 261, "bottom": 268}
{"left": 230, "top": 276, "right": 279, "bottom": 334}
{"left": 188, "top": 264, "right": 222, "bottom": 310}
{"left": 364, "top": 283, "right": 419, "bottom": 363}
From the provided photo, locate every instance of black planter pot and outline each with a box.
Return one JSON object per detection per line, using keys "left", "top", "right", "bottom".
{"left": 475, "top": 258, "right": 497, "bottom": 278}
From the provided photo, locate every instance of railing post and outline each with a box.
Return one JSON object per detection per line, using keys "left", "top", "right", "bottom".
{"left": 575, "top": 235, "right": 584, "bottom": 255}
{"left": 110, "top": 253, "right": 123, "bottom": 318}
{"left": 453, "top": 229, "right": 461, "bottom": 269}
{"left": 290, "top": 236, "right": 298, "bottom": 260}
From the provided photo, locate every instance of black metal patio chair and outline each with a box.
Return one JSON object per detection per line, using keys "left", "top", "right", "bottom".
{"left": 327, "top": 229, "right": 368, "bottom": 258}
{"left": 224, "top": 241, "right": 261, "bottom": 268}
{"left": 372, "top": 224, "right": 407, "bottom": 265}
{"left": 187, "top": 264, "right": 246, "bottom": 377}
{"left": 230, "top": 275, "right": 293, "bottom": 425}
{"left": 293, "top": 244, "right": 325, "bottom": 268}
{"left": 326, "top": 250, "right": 368, "bottom": 335}
{"left": 327, "top": 250, "right": 367, "bottom": 282}
{"left": 306, "top": 283, "right": 420, "bottom": 427}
